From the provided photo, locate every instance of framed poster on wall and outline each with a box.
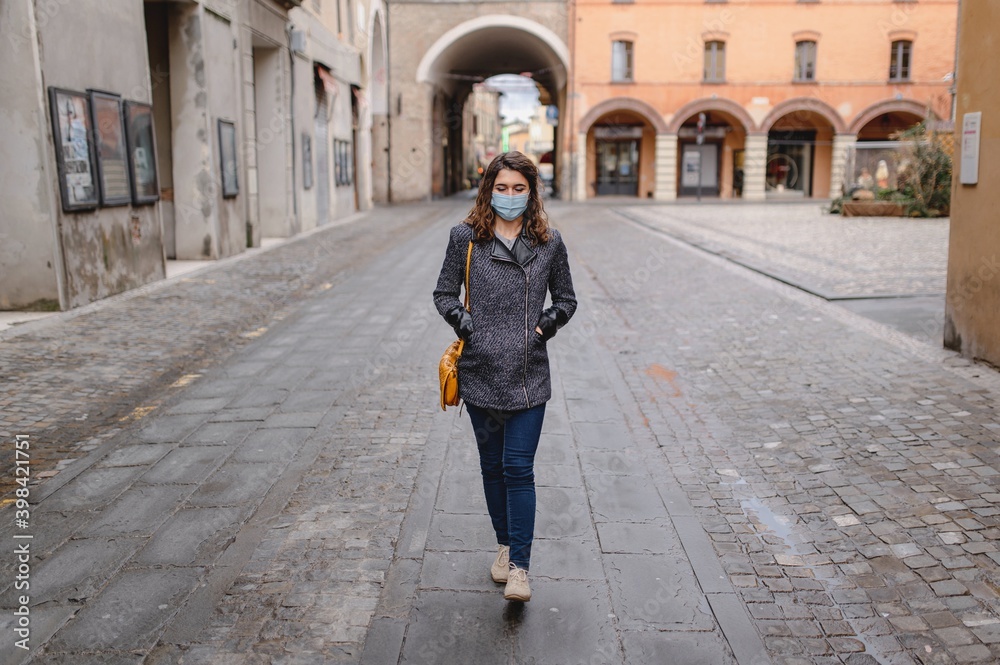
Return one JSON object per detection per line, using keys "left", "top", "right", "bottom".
{"left": 218, "top": 119, "right": 239, "bottom": 198}
{"left": 124, "top": 100, "right": 160, "bottom": 205}
{"left": 89, "top": 90, "right": 132, "bottom": 206}
{"left": 48, "top": 87, "right": 99, "bottom": 212}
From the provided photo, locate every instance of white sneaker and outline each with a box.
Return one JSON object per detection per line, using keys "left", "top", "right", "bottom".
{"left": 491, "top": 545, "right": 510, "bottom": 583}
{"left": 504, "top": 564, "right": 531, "bottom": 602}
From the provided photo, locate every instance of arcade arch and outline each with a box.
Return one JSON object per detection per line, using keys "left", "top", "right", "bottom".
{"left": 578, "top": 99, "right": 663, "bottom": 199}
{"left": 762, "top": 99, "right": 844, "bottom": 199}
{"left": 671, "top": 101, "right": 754, "bottom": 199}
{"left": 584, "top": 108, "right": 659, "bottom": 198}
{"left": 851, "top": 99, "right": 926, "bottom": 140}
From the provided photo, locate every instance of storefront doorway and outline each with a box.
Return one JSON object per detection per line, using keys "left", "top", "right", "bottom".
{"left": 766, "top": 130, "right": 816, "bottom": 197}
{"left": 595, "top": 130, "right": 640, "bottom": 196}
{"left": 679, "top": 143, "right": 719, "bottom": 197}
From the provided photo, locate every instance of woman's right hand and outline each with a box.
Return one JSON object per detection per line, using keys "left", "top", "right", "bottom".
{"left": 445, "top": 305, "right": 474, "bottom": 341}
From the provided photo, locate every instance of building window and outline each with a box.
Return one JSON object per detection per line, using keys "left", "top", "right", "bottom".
{"left": 612, "top": 40, "right": 634, "bottom": 82}
{"left": 334, "top": 139, "right": 353, "bottom": 186}
{"left": 794, "top": 40, "right": 817, "bottom": 81}
{"left": 704, "top": 41, "right": 725, "bottom": 82}
{"left": 890, "top": 40, "right": 912, "bottom": 81}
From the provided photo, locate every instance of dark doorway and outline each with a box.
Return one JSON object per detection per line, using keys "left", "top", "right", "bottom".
{"left": 767, "top": 130, "right": 816, "bottom": 196}
{"left": 595, "top": 138, "right": 639, "bottom": 196}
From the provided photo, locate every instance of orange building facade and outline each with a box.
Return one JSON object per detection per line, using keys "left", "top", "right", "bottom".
{"left": 569, "top": 0, "right": 958, "bottom": 201}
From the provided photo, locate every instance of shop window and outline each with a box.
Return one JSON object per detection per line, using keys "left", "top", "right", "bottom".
{"left": 794, "top": 40, "right": 817, "bottom": 82}
{"left": 890, "top": 40, "right": 912, "bottom": 81}
{"left": 704, "top": 41, "right": 725, "bottom": 82}
{"left": 612, "top": 40, "right": 634, "bottom": 82}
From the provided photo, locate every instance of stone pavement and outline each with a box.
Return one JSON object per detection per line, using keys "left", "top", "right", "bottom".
{"left": 1, "top": 200, "right": 999, "bottom": 664}
{"left": 0, "top": 204, "right": 442, "bottom": 497}
{"left": 617, "top": 203, "right": 948, "bottom": 299}
{"left": 618, "top": 203, "right": 950, "bottom": 347}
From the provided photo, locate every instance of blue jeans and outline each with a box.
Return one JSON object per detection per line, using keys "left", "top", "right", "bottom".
{"left": 467, "top": 402, "right": 546, "bottom": 570}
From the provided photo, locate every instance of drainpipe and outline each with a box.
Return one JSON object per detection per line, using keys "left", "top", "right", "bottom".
{"left": 951, "top": 0, "right": 961, "bottom": 122}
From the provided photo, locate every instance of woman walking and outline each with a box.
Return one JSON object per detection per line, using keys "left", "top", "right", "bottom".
{"left": 433, "top": 151, "right": 577, "bottom": 602}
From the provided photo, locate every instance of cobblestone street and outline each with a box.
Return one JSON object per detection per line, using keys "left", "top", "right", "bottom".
{"left": 2, "top": 200, "right": 999, "bottom": 665}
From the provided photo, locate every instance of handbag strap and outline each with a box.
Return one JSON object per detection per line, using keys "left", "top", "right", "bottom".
{"left": 463, "top": 241, "right": 472, "bottom": 311}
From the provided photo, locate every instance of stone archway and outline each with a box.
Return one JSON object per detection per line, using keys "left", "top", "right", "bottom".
{"left": 416, "top": 16, "right": 570, "bottom": 91}
{"left": 389, "top": 12, "right": 571, "bottom": 201}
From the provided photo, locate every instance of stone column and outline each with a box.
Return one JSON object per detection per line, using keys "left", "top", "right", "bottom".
{"left": 829, "top": 134, "right": 857, "bottom": 199}
{"left": 654, "top": 133, "right": 678, "bottom": 201}
{"left": 743, "top": 133, "right": 768, "bottom": 201}
{"left": 574, "top": 133, "right": 587, "bottom": 201}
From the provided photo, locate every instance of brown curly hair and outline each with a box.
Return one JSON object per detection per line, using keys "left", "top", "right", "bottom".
{"left": 465, "top": 151, "right": 550, "bottom": 245}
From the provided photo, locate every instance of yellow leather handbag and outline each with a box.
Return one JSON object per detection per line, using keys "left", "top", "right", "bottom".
{"left": 439, "top": 241, "right": 473, "bottom": 410}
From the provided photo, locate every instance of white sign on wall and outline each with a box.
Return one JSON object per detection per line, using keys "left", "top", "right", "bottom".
{"left": 960, "top": 111, "right": 982, "bottom": 185}
{"left": 681, "top": 150, "right": 701, "bottom": 188}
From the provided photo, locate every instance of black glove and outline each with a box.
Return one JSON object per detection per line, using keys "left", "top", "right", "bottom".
{"left": 445, "top": 305, "right": 474, "bottom": 341}
{"left": 536, "top": 306, "right": 568, "bottom": 341}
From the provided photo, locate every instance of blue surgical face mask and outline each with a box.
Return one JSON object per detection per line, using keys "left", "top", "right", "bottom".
{"left": 491, "top": 192, "right": 529, "bottom": 221}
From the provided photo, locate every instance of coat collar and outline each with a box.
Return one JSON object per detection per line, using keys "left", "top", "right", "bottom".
{"left": 490, "top": 224, "right": 537, "bottom": 267}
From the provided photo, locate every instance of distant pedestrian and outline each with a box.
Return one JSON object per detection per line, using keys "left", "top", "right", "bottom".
{"left": 433, "top": 151, "right": 577, "bottom": 602}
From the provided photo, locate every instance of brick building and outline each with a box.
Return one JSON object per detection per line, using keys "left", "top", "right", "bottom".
{"left": 569, "top": 0, "right": 958, "bottom": 200}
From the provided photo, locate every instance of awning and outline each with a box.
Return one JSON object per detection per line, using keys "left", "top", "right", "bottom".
{"left": 316, "top": 65, "right": 338, "bottom": 96}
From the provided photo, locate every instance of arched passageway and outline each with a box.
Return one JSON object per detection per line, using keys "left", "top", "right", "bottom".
{"left": 391, "top": 14, "right": 570, "bottom": 201}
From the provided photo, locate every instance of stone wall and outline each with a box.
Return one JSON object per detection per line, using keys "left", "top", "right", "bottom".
{"left": 0, "top": 0, "right": 63, "bottom": 309}
{"left": 39, "top": 0, "right": 165, "bottom": 308}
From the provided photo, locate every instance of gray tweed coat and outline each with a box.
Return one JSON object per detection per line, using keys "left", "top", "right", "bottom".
{"left": 434, "top": 222, "right": 577, "bottom": 412}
